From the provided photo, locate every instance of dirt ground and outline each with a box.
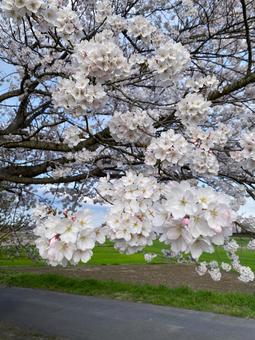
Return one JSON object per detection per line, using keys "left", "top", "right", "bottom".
{"left": 4, "top": 264, "right": 255, "bottom": 294}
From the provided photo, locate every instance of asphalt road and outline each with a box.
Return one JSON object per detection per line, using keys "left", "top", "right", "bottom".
{"left": 0, "top": 287, "right": 255, "bottom": 340}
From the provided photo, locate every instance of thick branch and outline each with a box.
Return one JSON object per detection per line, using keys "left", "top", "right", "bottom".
{"left": 0, "top": 89, "right": 22, "bottom": 103}
{"left": 1, "top": 128, "right": 111, "bottom": 152}
{"left": 0, "top": 168, "right": 106, "bottom": 184}
{"left": 240, "top": 0, "right": 253, "bottom": 74}
{"left": 208, "top": 72, "right": 255, "bottom": 101}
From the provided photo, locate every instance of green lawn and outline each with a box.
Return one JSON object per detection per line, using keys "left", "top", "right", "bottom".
{"left": 89, "top": 241, "right": 171, "bottom": 265}
{"left": 1, "top": 271, "right": 255, "bottom": 319}
{"left": 1, "top": 237, "right": 255, "bottom": 269}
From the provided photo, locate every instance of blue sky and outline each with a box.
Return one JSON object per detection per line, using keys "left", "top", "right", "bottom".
{"left": 239, "top": 198, "right": 255, "bottom": 216}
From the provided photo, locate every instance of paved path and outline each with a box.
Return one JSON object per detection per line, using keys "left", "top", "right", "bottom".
{"left": 0, "top": 287, "right": 255, "bottom": 340}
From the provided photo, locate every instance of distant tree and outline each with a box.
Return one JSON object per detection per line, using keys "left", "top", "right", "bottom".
{"left": 0, "top": 184, "right": 31, "bottom": 247}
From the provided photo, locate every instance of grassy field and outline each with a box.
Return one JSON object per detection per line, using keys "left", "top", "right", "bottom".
{"left": 1, "top": 237, "right": 255, "bottom": 270}
{"left": 1, "top": 271, "right": 255, "bottom": 319}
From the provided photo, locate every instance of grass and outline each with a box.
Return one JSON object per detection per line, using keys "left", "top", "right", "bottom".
{"left": 1, "top": 271, "right": 255, "bottom": 319}
{"left": 89, "top": 240, "right": 171, "bottom": 265}
{"left": 0, "top": 247, "right": 44, "bottom": 267}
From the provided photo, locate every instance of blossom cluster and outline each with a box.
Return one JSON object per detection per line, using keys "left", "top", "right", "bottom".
{"left": 190, "top": 149, "right": 219, "bottom": 175}
{"left": 32, "top": 172, "right": 244, "bottom": 285}
{"left": 99, "top": 172, "right": 235, "bottom": 259}
{"left": 98, "top": 172, "right": 160, "bottom": 254}
{"left": 231, "top": 130, "right": 255, "bottom": 172}
{"left": 177, "top": 93, "right": 211, "bottom": 126}
{"left": 96, "top": 6, "right": 157, "bottom": 41}
{"left": 196, "top": 259, "right": 246, "bottom": 282}
{"left": 247, "top": 239, "right": 255, "bottom": 250}
{"left": 95, "top": 0, "right": 113, "bottom": 23}
{"left": 154, "top": 182, "right": 234, "bottom": 259}
{"left": 6, "top": 0, "right": 193, "bottom": 119}
{"left": 73, "top": 38, "right": 130, "bottom": 81}
{"left": 188, "top": 124, "right": 231, "bottom": 151}
{"left": 62, "top": 125, "right": 85, "bottom": 148}
{"left": 52, "top": 76, "right": 106, "bottom": 115}
{"left": 224, "top": 239, "right": 254, "bottom": 282}
{"left": 47, "top": 6, "right": 82, "bottom": 37}
{"left": 196, "top": 239, "right": 254, "bottom": 283}
{"left": 109, "top": 109, "right": 157, "bottom": 144}
{"left": 1, "top": 0, "right": 82, "bottom": 38}
{"left": 107, "top": 14, "right": 126, "bottom": 32}
{"left": 148, "top": 40, "right": 190, "bottom": 81}
{"left": 1, "top": 0, "right": 43, "bottom": 18}
{"left": 240, "top": 131, "right": 255, "bottom": 160}
{"left": 144, "top": 253, "right": 157, "bottom": 262}
{"left": 53, "top": 30, "right": 131, "bottom": 114}
{"left": 187, "top": 124, "right": 231, "bottom": 175}
{"left": 145, "top": 129, "right": 190, "bottom": 167}
{"left": 186, "top": 75, "right": 219, "bottom": 93}
{"left": 128, "top": 16, "right": 157, "bottom": 41}
{"left": 196, "top": 261, "right": 222, "bottom": 281}
{"left": 144, "top": 122, "right": 231, "bottom": 176}
{"left": 33, "top": 209, "right": 107, "bottom": 266}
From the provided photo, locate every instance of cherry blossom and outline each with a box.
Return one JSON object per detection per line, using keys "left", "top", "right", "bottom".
{"left": 177, "top": 93, "right": 211, "bottom": 126}
{"left": 34, "top": 208, "right": 108, "bottom": 266}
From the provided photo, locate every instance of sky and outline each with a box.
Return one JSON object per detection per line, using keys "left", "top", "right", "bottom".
{"left": 1, "top": 60, "right": 255, "bottom": 217}
{"left": 239, "top": 198, "right": 255, "bottom": 217}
